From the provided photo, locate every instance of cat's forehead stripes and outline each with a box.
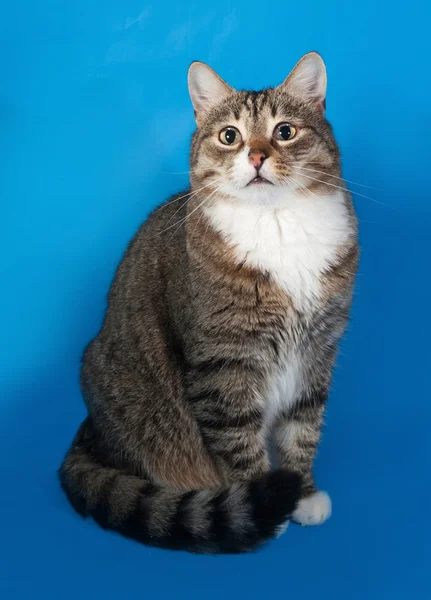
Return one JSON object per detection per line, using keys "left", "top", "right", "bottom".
{"left": 202, "top": 89, "right": 271, "bottom": 126}
{"left": 241, "top": 91, "right": 267, "bottom": 118}
{"left": 202, "top": 88, "right": 318, "bottom": 133}
{"left": 234, "top": 90, "right": 276, "bottom": 122}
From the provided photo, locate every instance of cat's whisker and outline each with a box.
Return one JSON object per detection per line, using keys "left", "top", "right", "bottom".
{"left": 284, "top": 175, "right": 381, "bottom": 225}
{"left": 161, "top": 169, "right": 215, "bottom": 176}
{"left": 281, "top": 177, "right": 319, "bottom": 221}
{"left": 163, "top": 185, "right": 222, "bottom": 239}
{"left": 292, "top": 169, "right": 391, "bottom": 208}
{"left": 282, "top": 175, "right": 299, "bottom": 196}
{"left": 152, "top": 193, "right": 193, "bottom": 215}
{"left": 293, "top": 165, "right": 381, "bottom": 191}
{"left": 160, "top": 177, "right": 224, "bottom": 226}
{"left": 281, "top": 176, "right": 322, "bottom": 216}
{"left": 287, "top": 176, "right": 341, "bottom": 221}
{"left": 166, "top": 187, "right": 222, "bottom": 243}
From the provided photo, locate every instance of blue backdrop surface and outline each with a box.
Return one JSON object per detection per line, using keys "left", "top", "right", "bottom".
{"left": 1, "top": 1, "right": 430, "bottom": 598}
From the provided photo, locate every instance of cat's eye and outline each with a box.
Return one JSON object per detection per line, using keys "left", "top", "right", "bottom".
{"left": 273, "top": 123, "right": 297, "bottom": 142}
{"left": 219, "top": 127, "right": 242, "bottom": 146}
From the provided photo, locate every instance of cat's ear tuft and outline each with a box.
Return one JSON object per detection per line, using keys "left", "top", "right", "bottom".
{"left": 280, "top": 52, "right": 327, "bottom": 111}
{"left": 188, "top": 62, "right": 233, "bottom": 125}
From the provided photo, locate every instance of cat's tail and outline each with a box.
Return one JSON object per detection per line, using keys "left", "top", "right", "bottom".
{"left": 59, "top": 418, "right": 301, "bottom": 554}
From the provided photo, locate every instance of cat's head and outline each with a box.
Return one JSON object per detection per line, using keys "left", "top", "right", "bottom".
{"left": 188, "top": 52, "right": 340, "bottom": 206}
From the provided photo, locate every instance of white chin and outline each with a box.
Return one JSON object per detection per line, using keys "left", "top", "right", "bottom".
{"left": 223, "top": 184, "right": 295, "bottom": 206}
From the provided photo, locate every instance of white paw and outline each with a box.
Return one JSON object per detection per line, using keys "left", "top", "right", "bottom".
{"left": 275, "top": 521, "right": 289, "bottom": 538}
{"left": 292, "top": 491, "right": 332, "bottom": 526}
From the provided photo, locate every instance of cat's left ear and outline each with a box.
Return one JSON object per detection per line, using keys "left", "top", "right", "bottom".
{"left": 280, "top": 52, "right": 327, "bottom": 112}
{"left": 188, "top": 62, "right": 233, "bottom": 125}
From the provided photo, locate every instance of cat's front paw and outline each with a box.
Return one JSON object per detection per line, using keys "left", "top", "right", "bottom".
{"left": 292, "top": 491, "right": 331, "bottom": 526}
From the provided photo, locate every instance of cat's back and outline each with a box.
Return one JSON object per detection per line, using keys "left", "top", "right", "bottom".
{"left": 100, "top": 190, "right": 191, "bottom": 322}
{"left": 82, "top": 190, "right": 191, "bottom": 380}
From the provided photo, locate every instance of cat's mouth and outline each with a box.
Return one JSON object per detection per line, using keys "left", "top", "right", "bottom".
{"left": 247, "top": 176, "right": 273, "bottom": 186}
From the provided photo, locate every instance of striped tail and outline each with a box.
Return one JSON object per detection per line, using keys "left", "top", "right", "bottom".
{"left": 59, "top": 419, "right": 301, "bottom": 554}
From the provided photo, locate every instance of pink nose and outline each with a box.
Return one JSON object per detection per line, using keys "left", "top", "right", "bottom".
{"left": 248, "top": 151, "right": 267, "bottom": 169}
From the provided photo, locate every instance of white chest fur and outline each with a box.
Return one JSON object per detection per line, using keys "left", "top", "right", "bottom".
{"left": 205, "top": 189, "right": 353, "bottom": 313}
{"left": 263, "top": 352, "right": 303, "bottom": 431}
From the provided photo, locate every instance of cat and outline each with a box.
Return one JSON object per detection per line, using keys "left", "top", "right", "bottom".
{"left": 59, "top": 52, "right": 358, "bottom": 554}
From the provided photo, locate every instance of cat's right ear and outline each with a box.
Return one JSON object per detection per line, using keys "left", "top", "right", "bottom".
{"left": 188, "top": 62, "right": 232, "bottom": 126}
{"left": 280, "top": 52, "right": 327, "bottom": 112}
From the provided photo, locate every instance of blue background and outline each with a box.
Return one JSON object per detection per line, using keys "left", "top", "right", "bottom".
{"left": 1, "top": 1, "right": 430, "bottom": 598}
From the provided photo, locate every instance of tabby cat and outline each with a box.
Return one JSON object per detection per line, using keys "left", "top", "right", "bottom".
{"left": 59, "top": 52, "right": 358, "bottom": 554}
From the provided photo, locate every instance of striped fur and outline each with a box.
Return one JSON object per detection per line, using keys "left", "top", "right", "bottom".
{"left": 59, "top": 53, "right": 358, "bottom": 553}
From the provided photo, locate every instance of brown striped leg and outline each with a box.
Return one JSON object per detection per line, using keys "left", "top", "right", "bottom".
{"left": 187, "top": 360, "right": 270, "bottom": 483}
{"left": 274, "top": 394, "right": 326, "bottom": 496}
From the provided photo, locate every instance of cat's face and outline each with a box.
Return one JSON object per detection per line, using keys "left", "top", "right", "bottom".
{"left": 188, "top": 53, "right": 340, "bottom": 206}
